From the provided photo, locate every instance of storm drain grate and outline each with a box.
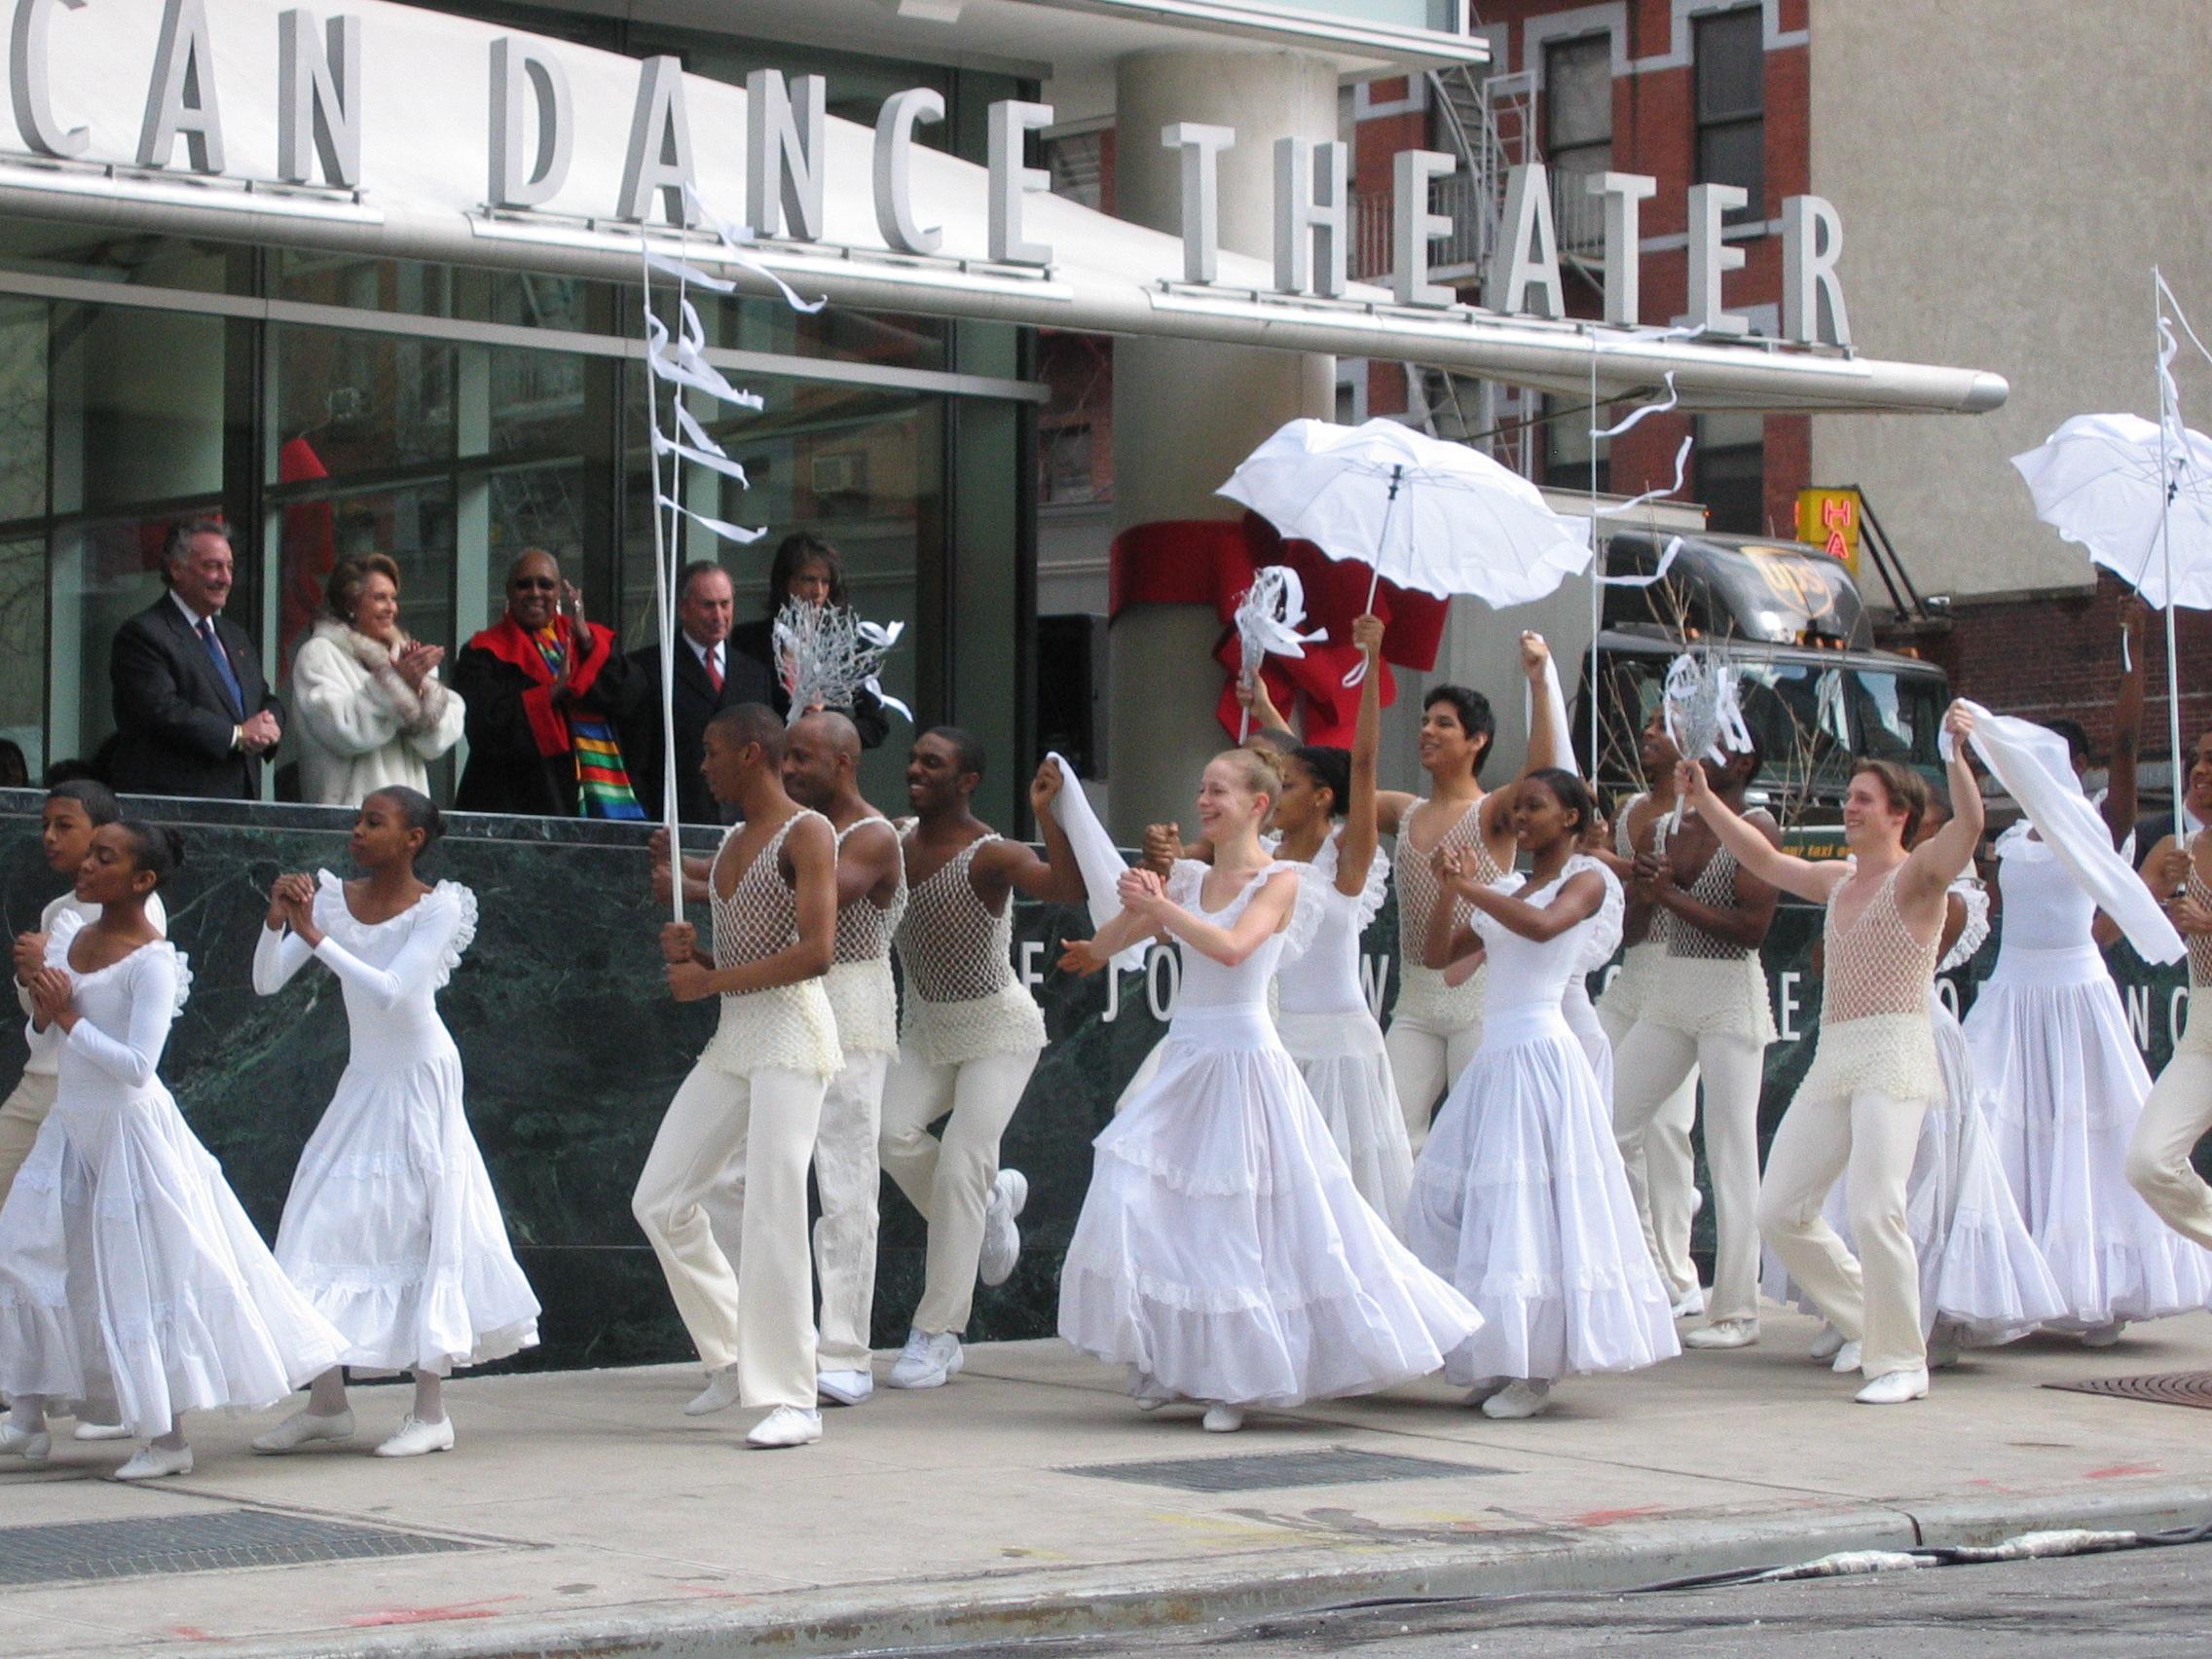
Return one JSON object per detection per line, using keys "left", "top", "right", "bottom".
{"left": 2046, "top": 1370, "right": 2212, "bottom": 1412}
{"left": 0, "top": 1508, "right": 485, "bottom": 1586}
{"left": 1061, "top": 1447, "right": 1503, "bottom": 1493}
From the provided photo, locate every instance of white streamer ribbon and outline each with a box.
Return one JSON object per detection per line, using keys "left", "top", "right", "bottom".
{"left": 682, "top": 183, "right": 828, "bottom": 314}
{"left": 1597, "top": 434, "right": 1696, "bottom": 517}
{"left": 857, "top": 620, "right": 914, "bottom": 721}
{"left": 660, "top": 496, "right": 765, "bottom": 544}
{"left": 1591, "top": 372, "right": 1679, "bottom": 440}
{"left": 1598, "top": 535, "right": 1684, "bottom": 589}
{"left": 645, "top": 307, "right": 767, "bottom": 411}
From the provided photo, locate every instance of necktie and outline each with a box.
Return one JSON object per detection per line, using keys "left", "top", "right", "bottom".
{"left": 704, "top": 645, "right": 723, "bottom": 695}
{"left": 198, "top": 616, "right": 245, "bottom": 719}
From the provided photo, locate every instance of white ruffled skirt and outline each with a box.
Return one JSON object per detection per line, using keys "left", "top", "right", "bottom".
{"left": 1059, "top": 1003, "right": 1480, "bottom": 1408}
{"left": 1965, "top": 947, "right": 2212, "bottom": 1324}
{"left": 274, "top": 1037, "right": 540, "bottom": 1376}
{"left": 1405, "top": 1004, "right": 1679, "bottom": 1384}
{"left": 0, "top": 1085, "right": 345, "bottom": 1435}
{"left": 1763, "top": 996, "right": 2066, "bottom": 1342}
{"left": 1276, "top": 1009, "right": 1416, "bottom": 1231}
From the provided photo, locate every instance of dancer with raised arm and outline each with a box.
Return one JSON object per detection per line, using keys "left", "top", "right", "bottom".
{"left": 1406, "top": 770, "right": 1678, "bottom": 1420}
{"left": 779, "top": 711, "right": 906, "bottom": 1407}
{"left": 1381, "top": 640, "right": 1559, "bottom": 1156}
{"left": 1592, "top": 725, "right": 1702, "bottom": 1318}
{"left": 0, "top": 824, "right": 343, "bottom": 1477}
{"left": 1610, "top": 735, "right": 1780, "bottom": 1351}
{"left": 248, "top": 789, "right": 539, "bottom": 1458}
{"left": 880, "top": 735, "right": 1087, "bottom": 1390}
{"left": 1057, "top": 748, "right": 1479, "bottom": 1431}
{"left": 1685, "top": 708, "right": 1982, "bottom": 1404}
{"left": 633, "top": 704, "right": 841, "bottom": 1450}
{"left": 2129, "top": 830, "right": 2212, "bottom": 1251}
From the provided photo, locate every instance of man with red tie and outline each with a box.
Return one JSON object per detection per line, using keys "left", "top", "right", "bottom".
{"left": 107, "top": 518, "right": 284, "bottom": 800}
{"left": 627, "top": 562, "right": 776, "bottom": 826}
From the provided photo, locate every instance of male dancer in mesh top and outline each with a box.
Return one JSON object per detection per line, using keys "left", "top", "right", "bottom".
{"left": 880, "top": 730, "right": 1087, "bottom": 1389}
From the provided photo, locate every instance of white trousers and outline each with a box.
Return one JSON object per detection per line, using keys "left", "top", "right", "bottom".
{"left": 2127, "top": 1050, "right": 2212, "bottom": 1251}
{"left": 632, "top": 1062, "right": 825, "bottom": 1409}
{"left": 1758, "top": 1087, "right": 1930, "bottom": 1378}
{"left": 1598, "top": 1002, "right": 1699, "bottom": 1299}
{"left": 1613, "top": 1024, "right": 1768, "bottom": 1322}
{"left": 878, "top": 1045, "right": 1038, "bottom": 1336}
{"left": 0, "top": 1072, "right": 57, "bottom": 1210}
{"left": 1385, "top": 1014, "right": 1481, "bottom": 1160}
{"left": 815, "top": 1051, "right": 891, "bottom": 1373}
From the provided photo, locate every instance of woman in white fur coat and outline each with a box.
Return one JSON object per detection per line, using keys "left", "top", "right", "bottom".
{"left": 291, "top": 555, "right": 465, "bottom": 807}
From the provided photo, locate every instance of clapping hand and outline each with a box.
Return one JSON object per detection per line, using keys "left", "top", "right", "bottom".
{"left": 13, "top": 931, "right": 45, "bottom": 984}
{"left": 28, "top": 966, "right": 70, "bottom": 1027}
{"left": 266, "top": 873, "right": 314, "bottom": 930}
{"left": 393, "top": 641, "right": 444, "bottom": 691}
{"left": 1116, "top": 866, "right": 1166, "bottom": 918}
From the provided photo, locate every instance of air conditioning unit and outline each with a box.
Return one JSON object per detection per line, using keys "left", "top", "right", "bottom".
{"left": 810, "top": 452, "right": 866, "bottom": 498}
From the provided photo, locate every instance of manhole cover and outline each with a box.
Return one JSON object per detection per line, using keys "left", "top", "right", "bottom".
{"left": 1061, "top": 1447, "right": 1502, "bottom": 1493}
{"left": 2045, "top": 1370, "right": 2212, "bottom": 1411}
{"left": 0, "top": 1508, "right": 485, "bottom": 1586}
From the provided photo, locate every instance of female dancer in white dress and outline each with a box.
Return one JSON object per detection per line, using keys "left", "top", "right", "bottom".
{"left": 1268, "top": 615, "right": 1413, "bottom": 1226}
{"left": 248, "top": 789, "right": 541, "bottom": 1458}
{"left": 1764, "top": 794, "right": 2064, "bottom": 1360}
{"left": 0, "top": 824, "right": 344, "bottom": 1478}
{"left": 1405, "top": 769, "right": 1679, "bottom": 1421}
{"left": 1057, "top": 749, "right": 1480, "bottom": 1432}
{"left": 1964, "top": 721, "right": 2212, "bottom": 1341}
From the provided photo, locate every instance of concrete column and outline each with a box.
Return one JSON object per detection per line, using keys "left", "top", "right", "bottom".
{"left": 1106, "top": 47, "right": 1338, "bottom": 841}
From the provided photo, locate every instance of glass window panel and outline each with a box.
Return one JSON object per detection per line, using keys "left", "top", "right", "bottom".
{"left": 1545, "top": 35, "right": 1613, "bottom": 150}
{"left": 490, "top": 461, "right": 592, "bottom": 579}
{"left": 1696, "top": 118, "right": 1765, "bottom": 206}
{"left": 53, "top": 305, "right": 231, "bottom": 514}
{"left": 0, "top": 536, "right": 44, "bottom": 779}
{"left": 269, "top": 325, "right": 456, "bottom": 482}
{"left": 1695, "top": 8, "right": 1765, "bottom": 121}
{"left": 0, "top": 216, "right": 245, "bottom": 293}
{"left": 275, "top": 250, "right": 461, "bottom": 317}
{"left": 0, "top": 299, "right": 48, "bottom": 524}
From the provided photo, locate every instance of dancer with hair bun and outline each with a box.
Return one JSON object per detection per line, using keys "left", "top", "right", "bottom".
{"left": 0, "top": 822, "right": 343, "bottom": 1479}
{"left": 1058, "top": 746, "right": 1479, "bottom": 1432}
{"left": 1406, "top": 768, "right": 1678, "bottom": 1421}
{"left": 250, "top": 788, "right": 540, "bottom": 1459}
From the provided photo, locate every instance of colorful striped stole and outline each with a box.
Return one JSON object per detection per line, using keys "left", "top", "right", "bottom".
{"left": 534, "top": 627, "right": 645, "bottom": 820}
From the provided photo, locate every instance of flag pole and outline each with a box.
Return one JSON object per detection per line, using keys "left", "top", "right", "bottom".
{"left": 2157, "top": 266, "right": 2186, "bottom": 842}
{"left": 642, "top": 225, "right": 683, "bottom": 923}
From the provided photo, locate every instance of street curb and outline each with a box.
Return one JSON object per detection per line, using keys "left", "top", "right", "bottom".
{"left": 176, "top": 1482, "right": 2212, "bottom": 1659}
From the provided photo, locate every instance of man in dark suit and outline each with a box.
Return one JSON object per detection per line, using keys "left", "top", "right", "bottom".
{"left": 106, "top": 517, "right": 283, "bottom": 799}
{"left": 626, "top": 561, "right": 775, "bottom": 825}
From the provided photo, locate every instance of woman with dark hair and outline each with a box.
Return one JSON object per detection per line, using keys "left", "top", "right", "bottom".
{"left": 727, "top": 533, "right": 890, "bottom": 749}
{"left": 291, "top": 553, "right": 464, "bottom": 807}
{"left": 249, "top": 789, "right": 539, "bottom": 1459}
{"left": 1404, "top": 768, "right": 1678, "bottom": 1421}
{"left": 0, "top": 822, "right": 344, "bottom": 1479}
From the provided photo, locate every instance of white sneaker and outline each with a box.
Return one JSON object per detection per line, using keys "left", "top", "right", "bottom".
{"left": 1831, "top": 1339, "right": 1863, "bottom": 1375}
{"left": 977, "top": 1168, "right": 1029, "bottom": 1287}
{"left": 1462, "top": 1378, "right": 1511, "bottom": 1407}
{"left": 115, "top": 1443, "right": 193, "bottom": 1481}
{"left": 816, "top": 1370, "right": 873, "bottom": 1407}
{"left": 684, "top": 1368, "right": 746, "bottom": 1417}
{"left": 1683, "top": 1318, "right": 1759, "bottom": 1350}
{"left": 1671, "top": 1285, "right": 1708, "bottom": 1319}
{"left": 1481, "top": 1380, "right": 1553, "bottom": 1420}
{"left": 1808, "top": 1324, "right": 1846, "bottom": 1361}
{"left": 745, "top": 1406, "right": 822, "bottom": 1449}
{"left": 886, "top": 1329, "right": 964, "bottom": 1390}
{"left": 1200, "top": 1403, "right": 1245, "bottom": 1433}
{"left": 252, "top": 1408, "right": 355, "bottom": 1454}
{"left": 374, "top": 1416, "right": 454, "bottom": 1458}
{"left": 1855, "top": 1366, "right": 1930, "bottom": 1405}
{"left": 0, "top": 1422, "right": 51, "bottom": 1461}
{"left": 74, "top": 1421, "right": 131, "bottom": 1442}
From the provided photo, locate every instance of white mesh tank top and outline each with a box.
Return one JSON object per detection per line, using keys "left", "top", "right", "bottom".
{"left": 700, "top": 811, "right": 841, "bottom": 1081}
{"left": 825, "top": 816, "right": 906, "bottom": 1060}
{"left": 896, "top": 830, "right": 1047, "bottom": 1065}
{"left": 1821, "top": 866, "right": 1939, "bottom": 1025}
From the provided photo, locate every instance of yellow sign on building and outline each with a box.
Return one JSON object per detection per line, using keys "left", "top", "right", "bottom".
{"left": 1797, "top": 488, "right": 1863, "bottom": 573}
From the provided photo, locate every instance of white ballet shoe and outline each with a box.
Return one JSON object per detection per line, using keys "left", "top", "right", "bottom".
{"left": 1480, "top": 1381, "right": 1553, "bottom": 1420}
{"left": 1200, "top": 1404, "right": 1245, "bottom": 1433}
{"left": 1683, "top": 1318, "right": 1759, "bottom": 1350}
{"left": 2081, "top": 1320, "right": 2128, "bottom": 1348}
{"left": 0, "top": 1422, "right": 51, "bottom": 1462}
{"left": 114, "top": 1443, "right": 193, "bottom": 1481}
{"left": 977, "top": 1168, "right": 1028, "bottom": 1287}
{"left": 1132, "top": 1372, "right": 1177, "bottom": 1413}
{"left": 816, "top": 1370, "right": 873, "bottom": 1407}
{"left": 746, "top": 1406, "right": 822, "bottom": 1449}
{"left": 373, "top": 1416, "right": 454, "bottom": 1458}
{"left": 74, "top": 1421, "right": 131, "bottom": 1442}
{"left": 1670, "top": 1285, "right": 1708, "bottom": 1319}
{"left": 1830, "top": 1339, "right": 1863, "bottom": 1375}
{"left": 1461, "top": 1378, "right": 1511, "bottom": 1407}
{"left": 252, "top": 1408, "right": 355, "bottom": 1454}
{"left": 684, "top": 1368, "right": 745, "bottom": 1417}
{"left": 887, "top": 1329, "right": 964, "bottom": 1390}
{"left": 1807, "top": 1324, "right": 1846, "bottom": 1361}
{"left": 1855, "top": 1366, "right": 1930, "bottom": 1406}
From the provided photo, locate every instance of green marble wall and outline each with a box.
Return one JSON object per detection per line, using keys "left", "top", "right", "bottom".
{"left": 0, "top": 790, "right": 2191, "bottom": 1374}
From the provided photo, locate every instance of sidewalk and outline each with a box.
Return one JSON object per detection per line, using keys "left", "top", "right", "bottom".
{"left": 5, "top": 1310, "right": 2212, "bottom": 1659}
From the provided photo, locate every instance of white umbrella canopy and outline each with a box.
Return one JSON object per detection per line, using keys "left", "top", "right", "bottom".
{"left": 2011, "top": 412, "right": 2212, "bottom": 608}
{"left": 1218, "top": 418, "right": 1593, "bottom": 609}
